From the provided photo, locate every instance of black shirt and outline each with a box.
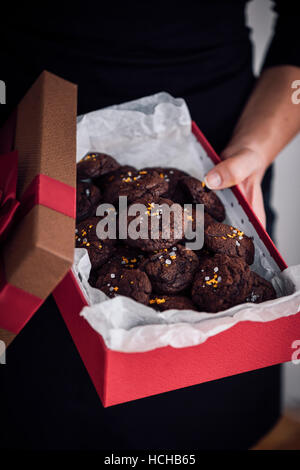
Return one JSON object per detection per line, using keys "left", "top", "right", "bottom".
{"left": 2, "top": 0, "right": 300, "bottom": 148}
{"left": 1, "top": 0, "right": 299, "bottom": 450}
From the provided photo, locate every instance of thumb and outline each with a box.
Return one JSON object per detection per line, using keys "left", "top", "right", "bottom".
{"left": 204, "top": 148, "right": 259, "bottom": 190}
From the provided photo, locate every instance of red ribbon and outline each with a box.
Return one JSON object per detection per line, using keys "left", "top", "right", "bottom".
{"left": 0, "top": 150, "right": 76, "bottom": 242}
{"left": 20, "top": 173, "right": 76, "bottom": 220}
{"left": 0, "top": 149, "right": 75, "bottom": 334}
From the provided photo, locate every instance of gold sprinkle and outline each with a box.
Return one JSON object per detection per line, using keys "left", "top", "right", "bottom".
{"left": 205, "top": 273, "right": 219, "bottom": 287}
{"left": 150, "top": 298, "right": 166, "bottom": 305}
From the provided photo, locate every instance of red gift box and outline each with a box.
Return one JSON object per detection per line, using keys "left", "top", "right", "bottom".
{"left": 53, "top": 121, "right": 300, "bottom": 407}
{"left": 0, "top": 71, "right": 77, "bottom": 346}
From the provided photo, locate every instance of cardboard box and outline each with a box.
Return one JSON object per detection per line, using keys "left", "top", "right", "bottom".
{"left": 0, "top": 71, "right": 77, "bottom": 345}
{"left": 53, "top": 122, "right": 300, "bottom": 407}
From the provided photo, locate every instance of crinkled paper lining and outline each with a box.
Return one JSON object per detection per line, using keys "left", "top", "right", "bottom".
{"left": 74, "top": 92, "right": 300, "bottom": 352}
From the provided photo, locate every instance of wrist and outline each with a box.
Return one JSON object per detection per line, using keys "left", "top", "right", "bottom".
{"left": 223, "top": 130, "right": 274, "bottom": 169}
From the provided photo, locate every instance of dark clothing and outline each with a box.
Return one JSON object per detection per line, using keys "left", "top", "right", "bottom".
{"left": 1, "top": 0, "right": 298, "bottom": 450}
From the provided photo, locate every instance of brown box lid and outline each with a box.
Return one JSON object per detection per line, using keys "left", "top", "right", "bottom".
{"left": 1, "top": 71, "right": 77, "bottom": 345}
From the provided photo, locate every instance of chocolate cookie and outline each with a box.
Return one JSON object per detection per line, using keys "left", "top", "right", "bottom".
{"left": 182, "top": 205, "right": 214, "bottom": 236}
{"left": 149, "top": 295, "right": 196, "bottom": 311}
{"left": 75, "top": 217, "right": 117, "bottom": 269}
{"left": 204, "top": 221, "right": 255, "bottom": 265}
{"left": 97, "top": 165, "right": 136, "bottom": 192}
{"left": 126, "top": 196, "right": 184, "bottom": 252}
{"left": 96, "top": 265, "right": 152, "bottom": 304}
{"left": 245, "top": 271, "right": 276, "bottom": 303}
{"left": 107, "top": 244, "right": 146, "bottom": 269}
{"left": 144, "top": 167, "right": 188, "bottom": 199}
{"left": 77, "top": 152, "right": 120, "bottom": 179}
{"left": 142, "top": 245, "right": 199, "bottom": 294}
{"left": 180, "top": 175, "right": 225, "bottom": 222}
{"left": 191, "top": 253, "right": 252, "bottom": 312}
{"left": 76, "top": 181, "right": 102, "bottom": 222}
{"left": 103, "top": 168, "right": 169, "bottom": 204}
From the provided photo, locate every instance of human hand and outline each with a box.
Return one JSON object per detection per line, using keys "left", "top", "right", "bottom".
{"left": 204, "top": 144, "right": 267, "bottom": 228}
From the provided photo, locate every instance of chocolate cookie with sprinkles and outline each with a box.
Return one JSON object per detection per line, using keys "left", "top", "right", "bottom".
{"left": 96, "top": 165, "right": 136, "bottom": 194}
{"left": 75, "top": 216, "right": 117, "bottom": 269}
{"left": 76, "top": 181, "right": 101, "bottom": 222}
{"left": 103, "top": 168, "right": 169, "bottom": 204}
{"left": 179, "top": 175, "right": 225, "bottom": 222}
{"left": 125, "top": 196, "right": 184, "bottom": 252}
{"left": 106, "top": 244, "right": 146, "bottom": 269}
{"left": 181, "top": 205, "right": 214, "bottom": 237}
{"left": 191, "top": 253, "right": 253, "bottom": 313}
{"left": 143, "top": 167, "right": 188, "bottom": 199}
{"left": 88, "top": 244, "right": 146, "bottom": 288}
{"left": 77, "top": 152, "right": 120, "bottom": 180}
{"left": 141, "top": 244, "right": 199, "bottom": 294}
{"left": 149, "top": 295, "right": 196, "bottom": 311}
{"left": 95, "top": 264, "right": 152, "bottom": 305}
{"left": 204, "top": 221, "right": 255, "bottom": 265}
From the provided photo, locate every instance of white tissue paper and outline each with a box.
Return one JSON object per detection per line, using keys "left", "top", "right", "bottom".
{"left": 74, "top": 92, "right": 300, "bottom": 352}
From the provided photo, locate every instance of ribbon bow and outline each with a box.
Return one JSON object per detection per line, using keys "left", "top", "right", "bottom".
{"left": 0, "top": 151, "right": 20, "bottom": 243}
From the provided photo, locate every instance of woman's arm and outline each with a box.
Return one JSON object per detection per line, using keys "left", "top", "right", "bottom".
{"left": 205, "top": 65, "right": 300, "bottom": 227}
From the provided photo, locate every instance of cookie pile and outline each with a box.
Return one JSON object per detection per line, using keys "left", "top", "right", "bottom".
{"left": 76, "top": 152, "right": 276, "bottom": 313}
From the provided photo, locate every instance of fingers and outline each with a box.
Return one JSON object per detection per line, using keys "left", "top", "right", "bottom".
{"left": 204, "top": 147, "right": 267, "bottom": 228}
{"left": 204, "top": 148, "right": 260, "bottom": 190}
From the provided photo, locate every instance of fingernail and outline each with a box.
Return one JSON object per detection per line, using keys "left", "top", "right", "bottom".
{"left": 205, "top": 171, "right": 222, "bottom": 189}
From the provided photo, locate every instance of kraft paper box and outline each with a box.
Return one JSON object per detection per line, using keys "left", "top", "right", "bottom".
{"left": 0, "top": 71, "right": 77, "bottom": 346}
{"left": 53, "top": 93, "right": 300, "bottom": 407}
